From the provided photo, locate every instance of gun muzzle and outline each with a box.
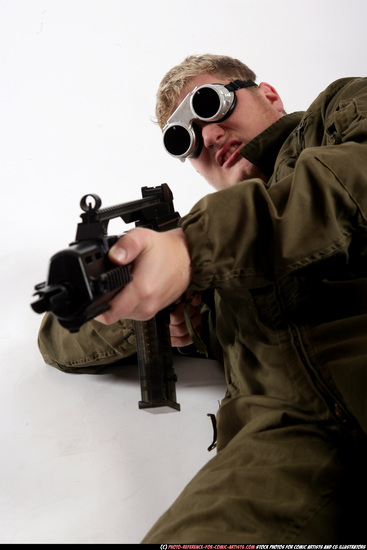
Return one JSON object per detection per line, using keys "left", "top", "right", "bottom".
{"left": 31, "top": 283, "right": 70, "bottom": 314}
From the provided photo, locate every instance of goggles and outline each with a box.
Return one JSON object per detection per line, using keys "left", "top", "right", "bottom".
{"left": 163, "top": 79, "right": 257, "bottom": 161}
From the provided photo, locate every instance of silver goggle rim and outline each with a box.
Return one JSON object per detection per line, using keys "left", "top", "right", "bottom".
{"left": 162, "top": 81, "right": 256, "bottom": 161}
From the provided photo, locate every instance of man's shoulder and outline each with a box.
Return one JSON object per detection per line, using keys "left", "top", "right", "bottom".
{"left": 306, "top": 77, "right": 367, "bottom": 114}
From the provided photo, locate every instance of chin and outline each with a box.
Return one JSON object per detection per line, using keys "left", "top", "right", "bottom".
{"left": 237, "top": 162, "right": 267, "bottom": 184}
{"left": 209, "top": 161, "right": 264, "bottom": 190}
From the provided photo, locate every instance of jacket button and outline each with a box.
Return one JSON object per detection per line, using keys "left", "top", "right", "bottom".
{"left": 334, "top": 404, "right": 363, "bottom": 443}
{"left": 334, "top": 403, "right": 347, "bottom": 423}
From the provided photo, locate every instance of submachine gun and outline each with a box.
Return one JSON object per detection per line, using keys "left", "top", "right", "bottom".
{"left": 31, "top": 183, "right": 181, "bottom": 412}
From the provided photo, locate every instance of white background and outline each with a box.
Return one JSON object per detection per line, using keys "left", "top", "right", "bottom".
{"left": 1, "top": 0, "right": 367, "bottom": 543}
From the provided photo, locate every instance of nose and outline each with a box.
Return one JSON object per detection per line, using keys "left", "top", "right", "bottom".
{"left": 201, "top": 123, "right": 226, "bottom": 150}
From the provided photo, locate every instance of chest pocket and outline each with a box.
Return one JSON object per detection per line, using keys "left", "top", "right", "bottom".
{"left": 326, "top": 83, "right": 367, "bottom": 144}
{"left": 326, "top": 100, "right": 358, "bottom": 145}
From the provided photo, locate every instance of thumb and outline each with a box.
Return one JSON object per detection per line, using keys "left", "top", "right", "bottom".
{"left": 108, "top": 227, "right": 149, "bottom": 265}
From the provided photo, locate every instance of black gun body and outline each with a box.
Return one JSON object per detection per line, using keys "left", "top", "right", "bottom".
{"left": 31, "top": 184, "right": 181, "bottom": 411}
{"left": 33, "top": 237, "right": 131, "bottom": 332}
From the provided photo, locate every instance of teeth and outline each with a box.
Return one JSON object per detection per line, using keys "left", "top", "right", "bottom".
{"left": 223, "top": 145, "right": 238, "bottom": 164}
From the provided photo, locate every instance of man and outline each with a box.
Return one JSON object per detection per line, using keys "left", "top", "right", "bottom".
{"left": 38, "top": 54, "right": 367, "bottom": 542}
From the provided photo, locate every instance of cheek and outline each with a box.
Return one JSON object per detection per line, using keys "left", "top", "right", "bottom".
{"left": 189, "top": 157, "right": 211, "bottom": 179}
{"left": 190, "top": 158, "right": 220, "bottom": 188}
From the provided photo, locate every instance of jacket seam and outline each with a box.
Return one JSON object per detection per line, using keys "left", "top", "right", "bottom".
{"left": 47, "top": 349, "right": 130, "bottom": 367}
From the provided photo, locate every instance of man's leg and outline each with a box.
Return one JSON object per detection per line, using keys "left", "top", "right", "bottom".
{"left": 142, "top": 419, "right": 364, "bottom": 543}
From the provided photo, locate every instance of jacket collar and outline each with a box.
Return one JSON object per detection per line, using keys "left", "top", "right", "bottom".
{"left": 239, "top": 111, "right": 304, "bottom": 179}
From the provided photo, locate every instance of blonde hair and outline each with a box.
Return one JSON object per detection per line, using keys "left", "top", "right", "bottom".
{"left": 155, "top": 54, "right": 257, "bottom": 129}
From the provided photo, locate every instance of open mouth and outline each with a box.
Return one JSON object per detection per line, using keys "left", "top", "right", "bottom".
{"left": 223, "top": 145, "right": 239, "bottom": 164}
{"left": 218, "top": 141, "right": 243, "bottom": 167}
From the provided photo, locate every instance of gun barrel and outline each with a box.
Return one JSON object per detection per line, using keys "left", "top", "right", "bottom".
{"left": 31, "top": 283, "right": 70, "bottom": 314}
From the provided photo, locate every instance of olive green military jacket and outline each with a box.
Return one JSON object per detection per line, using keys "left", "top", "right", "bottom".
{"left": 38, "top": 77, "right": 367, "bottom": 448}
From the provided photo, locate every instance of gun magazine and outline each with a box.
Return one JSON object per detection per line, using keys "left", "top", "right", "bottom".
{"left": 134, "top": 312, "right": 180, "bottom": 412}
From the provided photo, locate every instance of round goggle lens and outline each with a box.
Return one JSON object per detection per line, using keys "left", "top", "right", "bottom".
{"left": 192, "top": 86, "right": 221, "bottom": 119}
{"left": 163, "top": 125, "right": 191, "bottom": 156}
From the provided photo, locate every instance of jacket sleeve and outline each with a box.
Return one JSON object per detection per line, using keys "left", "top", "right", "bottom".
{"left": 37, "top": 312, "right": 136, "bottom": 373}
{"left": 179, "top": 80, "right": 367, "bottom": 291}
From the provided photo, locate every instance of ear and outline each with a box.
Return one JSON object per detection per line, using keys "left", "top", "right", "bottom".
{"left": 258, "top": 82, "right": 284, "bottom": 114}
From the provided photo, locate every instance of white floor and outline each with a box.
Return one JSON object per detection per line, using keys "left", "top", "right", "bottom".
{"left": 0, "top": 251, "right": 226, "bottom": 544}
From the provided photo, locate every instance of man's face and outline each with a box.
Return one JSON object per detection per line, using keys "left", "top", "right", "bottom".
{"left": 177, "top": 74, "right": 285, "bottom": 190}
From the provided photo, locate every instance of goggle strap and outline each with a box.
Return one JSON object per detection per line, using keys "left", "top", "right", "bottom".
{"left": 225, "top": 80, "right": 258, "bottom": 92}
